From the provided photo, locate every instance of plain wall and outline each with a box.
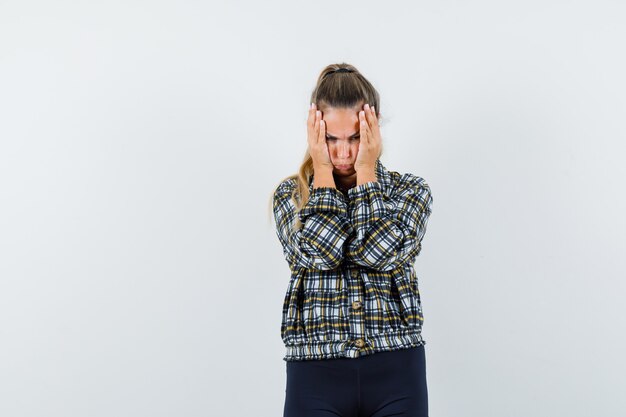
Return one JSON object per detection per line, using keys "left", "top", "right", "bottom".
{"left": 1, "top": 0, "right": 624, "bottom": 416}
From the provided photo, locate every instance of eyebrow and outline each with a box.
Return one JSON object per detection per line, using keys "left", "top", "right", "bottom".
{"left": 325, "top": 132, "right": 360, "bottom": 139}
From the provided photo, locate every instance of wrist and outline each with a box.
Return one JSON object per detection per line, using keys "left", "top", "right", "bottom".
{"left": 355, "top": 166, "right": 377, "bottom": 186}
{"left": 313, "top": 164, "right": 334, "bottom": 177}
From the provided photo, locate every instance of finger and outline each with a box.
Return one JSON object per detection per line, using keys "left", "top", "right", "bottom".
{"left": 316, "top": 111, "right": 322, "bottom": 141}
{"left": 308, "top": 112, "right": 317, "bottom": 146}
{"left": 359, "top": 110, "right": 369, "bottom": 144}
{"left": 368, "top": 105, "right": 381, "bottom": 139}
{"left": 318, "top": 118, "right": 325, "bottom": 145}
{"left": 364, "top": 103, "right": 376, "bottom": 128}
{"left": 369, "top": 105, "right": 379, "bottom": 127}
{"left": 366, "top": 104, "right": 381, "bottom": 143}
{"left": 363, "top": 104, "right": 381, "bottom": 145}
{"left": 308, "top": 104, "right": 316, "bottom": 132}
{"left": 312, "top": 110, "right": 319, "bottom": 137}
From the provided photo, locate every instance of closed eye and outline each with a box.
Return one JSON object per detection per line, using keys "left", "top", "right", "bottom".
{"left": 326, "top": 136, "right": 360, "bottom": 141}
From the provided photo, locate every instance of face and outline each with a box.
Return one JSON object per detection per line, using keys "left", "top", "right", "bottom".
{"left": 321, "top": 106, "right": 362, "bottom": 178}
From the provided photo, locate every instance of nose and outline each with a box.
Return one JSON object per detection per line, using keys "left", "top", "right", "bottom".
{"left": 337, "top": 141, "right": 350, "bottom": 159}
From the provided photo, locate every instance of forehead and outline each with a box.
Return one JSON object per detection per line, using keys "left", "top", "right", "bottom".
{"left": 323, "top": 107, "right": 360, "bottom": 136}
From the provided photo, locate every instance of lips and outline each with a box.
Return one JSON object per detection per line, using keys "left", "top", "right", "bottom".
{"left": 336, "top": 164, "right": 351, "bottom": 169}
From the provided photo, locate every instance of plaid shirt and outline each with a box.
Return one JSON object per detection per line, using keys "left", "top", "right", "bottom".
{"left": 273, "top": 158, "right": 433, "bottom": 361}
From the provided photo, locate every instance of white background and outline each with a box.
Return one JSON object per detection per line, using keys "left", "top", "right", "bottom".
{"left": 1, "top": 1, "right": 625, "bottom": 416}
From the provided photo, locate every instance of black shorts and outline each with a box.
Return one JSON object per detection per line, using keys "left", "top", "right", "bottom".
{"left": 283, "top": 345, "right": 428, "bottom": 417}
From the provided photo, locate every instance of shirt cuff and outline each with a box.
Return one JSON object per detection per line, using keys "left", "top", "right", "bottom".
{"left": 298, "top": 186, "right": 348, "bottom": 221}
{"left": 347, "top": 181, "right": 387, "bottom": 222}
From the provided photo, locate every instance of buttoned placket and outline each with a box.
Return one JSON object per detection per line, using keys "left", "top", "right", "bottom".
{"left": 345, "top": 268, "right": 367, "bottom": 358}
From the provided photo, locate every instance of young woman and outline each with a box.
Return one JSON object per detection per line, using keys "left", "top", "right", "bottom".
{"left": 270, "top": 63, "right": 434, "bottom": 417}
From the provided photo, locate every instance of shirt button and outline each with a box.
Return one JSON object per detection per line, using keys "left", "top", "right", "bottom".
{"left": 355, "top": 338, "right": 365, "bottom": 348}
{"left": 351, "top": 270, "right": 359, "bottom": 278}
{"left": 352, "top": 300, "right": 362, "bottom": 310}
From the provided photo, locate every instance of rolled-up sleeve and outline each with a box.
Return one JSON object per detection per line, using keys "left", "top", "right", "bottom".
{"left": 345, "top": 175, "right": 433, "bottom": 271}
{"left": 273, "top": 181, "right": 354, "bottom": 271}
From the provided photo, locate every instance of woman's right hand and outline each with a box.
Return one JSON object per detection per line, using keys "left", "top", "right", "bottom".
{"left": 307, "top": 103, "right": 333, "bottom": 171}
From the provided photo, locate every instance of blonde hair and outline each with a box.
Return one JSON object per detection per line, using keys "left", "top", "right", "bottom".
{"left": 267, "top": 62, "right": 385, "bottom": 229}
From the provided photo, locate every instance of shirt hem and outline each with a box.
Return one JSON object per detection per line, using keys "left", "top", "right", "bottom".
{"left": 282, "top": 328, "right": 426, "bottom": 362}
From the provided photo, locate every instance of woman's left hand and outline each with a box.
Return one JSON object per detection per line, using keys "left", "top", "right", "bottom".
{"left": 354, "top": 103, "right": 382, "bottom": 172}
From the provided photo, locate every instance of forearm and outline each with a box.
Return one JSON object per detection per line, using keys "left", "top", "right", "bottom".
{"left": 313, "top": 166, "right": 337, "bottom": 189}
{"left": 345, "top": 175, "right": 433, "bottom": 271}
{"left": 274, "top": 178, "right": 353, "bottom": 271}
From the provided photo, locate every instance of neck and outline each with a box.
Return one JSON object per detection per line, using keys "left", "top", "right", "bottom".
{"left": 334, "top": 173, "right": 357, "bottom": 191}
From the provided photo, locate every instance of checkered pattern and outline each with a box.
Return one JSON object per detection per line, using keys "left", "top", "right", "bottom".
{"left": 273, "top": 159, "right": 433, "bottom": 361}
